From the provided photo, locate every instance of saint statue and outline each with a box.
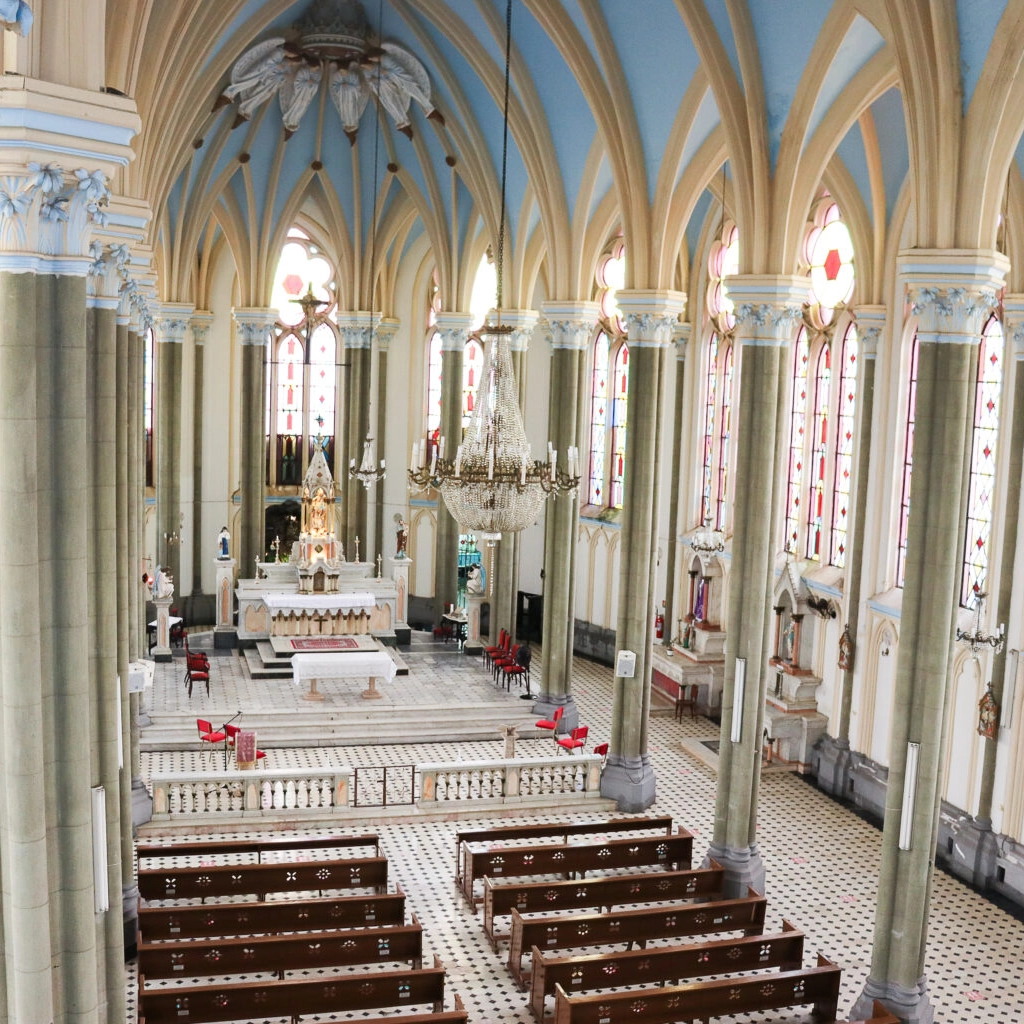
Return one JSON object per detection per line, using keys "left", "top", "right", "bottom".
{"left": 152, "top": 565, "right": 174, "bottom": 599}
{"left": 217, "top": 526, "right": 230, "bottom": 559}
{"left": 310, "top": 489, "right": 328, "bottom": 534}
{"left": 466, "top": 564, "right": 483, "bottom": 595}
{"left": 394, "top": 513, "right": 409, "bottom": 558}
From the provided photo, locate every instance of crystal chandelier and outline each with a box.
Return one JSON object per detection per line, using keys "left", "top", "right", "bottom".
{"left": 350, "top": 431, "right": 385, "bottom": 490}
{"left": 690, "top": 515, "right": 725, "bottom": 557}
{"left": 955, "top": 591, "right": 1005, "bottom": 660}
{"left": 407, "top": 0, "right": 579, "bottom": 541}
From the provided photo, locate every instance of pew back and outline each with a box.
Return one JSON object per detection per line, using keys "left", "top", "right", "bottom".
{"left": 137, "top": 832, "right": 380, "bottom": 863}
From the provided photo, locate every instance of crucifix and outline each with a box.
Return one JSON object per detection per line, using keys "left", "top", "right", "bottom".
{"left": 291, "top": 283, "right": 330, "bottom": 362}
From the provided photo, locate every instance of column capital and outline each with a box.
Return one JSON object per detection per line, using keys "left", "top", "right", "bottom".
{"left": 493, "top": 309, "right": 538, "bottom": 352}
{"left": 155, "top": 302, "right": 194, "bottom": 343}
{"left": 336, "top": 310, "right": 375, "bottom": 349}
{"left": 86, "top": 241, "right": 122, "bottom": 308}
{"left": 616, "top": 290, "right": 687, "bottom": 345}
{"left": 898, "top": 249, "right": 1008, "bottom": 344}
{"left": 854, "top": 305, "right": 886, "bottom": 360}
{"left": 373, "top": 316, "right": 400, "bottom": 351}
{"left": 434, "top": 311, "right": 474, "bottom": 352}
{"left": 232, "top": 306, "right": 276, "bottom": 346}
{"left": 189, "top": 311, "right": 214, "bottom": 345}
{"left": 1002, "top": 295, "right": 1024, "bottom": 359}
{"left": 541, "top": 301, "right": 600, "bottom": 349}
{"left": 728, "top": 276, "right": 808, "bottom": 346}
{"left": 673, "top": 322, "right": 692, "bottom": 359}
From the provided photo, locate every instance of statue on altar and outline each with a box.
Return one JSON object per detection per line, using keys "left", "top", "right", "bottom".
{"left": 394, "top": 513, "right": 408, "bottom": 558}
{"left": 217, "top": 525, "right": 231, "bottom": 559}
{"left": 310, "top": 489, "right": 329, "bottom": 535}
{"left": 296, "top": 440, "right": 343, "bottom": 593}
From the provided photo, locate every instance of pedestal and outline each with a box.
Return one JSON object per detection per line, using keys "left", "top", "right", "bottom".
{"left": 464, "top": 591, "right": 485, "bottom": 655}
{"left": 361, "top": 677, "right": 383, "bottom": 700}
{"left": 214, "top": 557, "right": 237, "bottom": 648}
{"left": 389, "top": 555, "right": 412, "bottom": 645}
{"left": 152, "top": 595, "right": 173, "bottom": 662}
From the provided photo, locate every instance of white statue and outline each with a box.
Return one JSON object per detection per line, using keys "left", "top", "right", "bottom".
{"left": 466, "top": 564, "right": 483, "bottom": 595}
{"left": 152, "top": 564, "right": 174, "bottom": 599}
{"left": 0, "top": 0, "right": 33, "bottom": 35}
{"left": 217, "top": 526, "right": 231, "bottom": 559}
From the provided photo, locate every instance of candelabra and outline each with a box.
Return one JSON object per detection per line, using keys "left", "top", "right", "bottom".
{"left": 956, "top": 592, "right": 1005, "bottom": 660}
{"left": 349, "top": 432, "right": 386, "bottom": 490}
{"left": 690, "top": 515, "right": 725, "bottom": 557}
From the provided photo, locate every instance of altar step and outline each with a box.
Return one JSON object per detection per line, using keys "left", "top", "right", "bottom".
{"left": 140, "top": 703, "right": 544, "bottom": 750}
{"left": 243, "top": 643, "right": 410, "bottom": 679}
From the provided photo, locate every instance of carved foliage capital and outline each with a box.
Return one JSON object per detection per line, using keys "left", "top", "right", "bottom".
{"left": 543, "top": 318, "right": 595, "bottom": 350}
{"left": 623, "top": 312, "right": 678, "bottom": 346}
{"left": 909, "top": 285, "right": 997, "bottom": 343}
{"left": 733, "top": 302, "right": 803, "bottom": 345}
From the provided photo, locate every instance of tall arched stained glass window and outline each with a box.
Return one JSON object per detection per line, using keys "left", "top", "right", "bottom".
{"left": 275, "top": 333, "right": 305, "bottom": 485}
{"left": 806, "top": 345, "right": 831, "bottom": 559}
{"left": 962, "top": 315, "right": 1005, "bottom": 607}
{"left": 588, "top": 332, "right": 610, "bottom": 506}
{"left": 610, "top": 343, "right": 629, "bottom": 509}
{"left": 425, "top": 329, "right": 442, "bottom": 442}
{"left": 308, "top": 323, "right": 336, "bottom": 448}
{"left": 830, "top": 325, "right": 858, "bottom": 567}
{"left": 462, "top": 337, "right": 484, "bottom": 426}
{"left": 716, "top": 342, "right": 734, "bottom": 530}
{"left": 701, "top": 333, "right": 719, "bottom": 523}
{"left": 784, "top": 329, "right": 810, "bottom": 552}
{"left": 896, "top": 333, "right": 919, "bottom": 588}
{"left": 144, "top": 325, "right": 155, "bottom": 488}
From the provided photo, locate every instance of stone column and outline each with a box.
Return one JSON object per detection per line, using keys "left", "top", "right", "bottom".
{"left": 232, "top": 308, "right": 276, "bottom": 578}
{"left": 433, "top": 312, "right": 474, "bottom": 619}
{"left": 489, "top": 310, "right": 538, "bottom": 648}
{"left": 373, "top": 318, "right": 400, "bottom": 561}
{"left": 818, "top": 307, "right": 884, "bottom": 796}
{"left": 967, "top": 297, "right": 1024, "bottom": 885}
{"left": 154, "top": 303, "right": 192, "bottom": 591}
{"left": 853, "top": 251, "right": 1007, "bottom": 1024}
{"left": 705, "top": 277, "right": 808, "bottom": 894}
{"left": 537, "top": 303, "right": 599, "bottom": 731}
{"left": 189, "top": 311, "right": 213, "bottom": 608}
{"left": 662, "top": 324, "right": 691, "bottom": 642}
{"left": 337, "top": 312, "right": 374, "bottom": 556}
{"left": 600, "top": 291, "right": 686, "bottom": 810}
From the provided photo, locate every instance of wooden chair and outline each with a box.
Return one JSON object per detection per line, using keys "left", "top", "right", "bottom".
{"left": 674, "top": 682, "right": 698, "bottom": 720}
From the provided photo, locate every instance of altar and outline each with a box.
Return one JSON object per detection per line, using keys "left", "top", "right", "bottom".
{"left": 291, "top": 651, "right": 398, "bottom": 702}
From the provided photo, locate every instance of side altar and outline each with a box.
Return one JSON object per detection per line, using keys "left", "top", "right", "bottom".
{"left": 235, "top": 441, "right": 406, "bottom": 646}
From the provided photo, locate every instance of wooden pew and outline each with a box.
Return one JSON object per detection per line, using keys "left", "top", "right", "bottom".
{"left": 552, "top": 954, "right": 841, "bottom": 1024}
{"left": 529, "top": 920, "right": 802, "bottom": 1020}
{"left": 137, "top": 832, "right": 380, "bottom": 864}
{"left": 138, "top": 889, "right": 406, "bottom": 942}
{"left": 508, "top": 889, "right": 766, "bottom": 988}
{"left": 483, "top": 863, "right": 723, "bottom": 949}
{"left": 139, "top": 916, "right": 424, "bottom": 980}
{"left": 140, "top": 955, "right": 448, "bottom": 1024}
{"left": 462, "top": 829, "right": 692, "bottom": 909}
{"left": 457, "top": 816, "right": 673, "bottom": 903}
{"left": 138, "top": 855, "right": 387, "bottom": 902}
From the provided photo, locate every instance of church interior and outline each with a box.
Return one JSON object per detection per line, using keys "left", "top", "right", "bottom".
{"left": 4, "top": 1, "right": 1024, "bottom": 1022}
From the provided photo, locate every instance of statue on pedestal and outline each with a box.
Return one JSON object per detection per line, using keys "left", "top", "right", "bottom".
{"left": 151, "top": 564, "right": 174, "bottom": 599}
{"left": 394, "top": 513, "right": 409, "bottom": 558}
{"left": 466, "top": 564, "right": 483, "bottom": 595}
{"left": 217, "top": 526, "right": 231, "bottom": 559}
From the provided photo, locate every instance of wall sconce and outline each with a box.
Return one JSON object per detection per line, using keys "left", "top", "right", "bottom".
{"left": 898, "top": 741, "right": 920, "bottom": 851}
{"left": 731, "top": 657, "right": 746, "bottom": 743}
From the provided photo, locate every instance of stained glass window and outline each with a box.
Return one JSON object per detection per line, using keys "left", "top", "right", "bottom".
{"left": 598, "top": 242, "right": 626, "bottom": 333}
{"left": 784, "top": 329, "right": 810, "bottom": 552}
{"left": 830, "top": 325, "right": 858, "bottom": 567}
{"left": 806, "top": 345, "right": 831, "bottom": 559}
{"left": 896, "top": 333, "right": 919, "bottom": 588}
{"left": 706, "top": 221, "right": 738, "bottom": 335}
{"left": 463, "top": 337, "right": 484, "bottom": 427}
{"left": 426, "top": 329, "right": 442, "bottom": 439}
{"left": 962, "top": 316, "right": 1004, "bottom": 607}
{"left": 701, "top": 333, "right": 719, "bottom": 523}
{"left": 144, "top": 325, "right": 154, "bottom": 488}
{"left": 716, "top": 342, "right": 734, "bottom": 531}
{"left": 307, "top": 323, "right": 336, "bottom": 443}
{"left": 611, "top": 343, "right": 629, "bottom": 509}
{"left": 588, "top": 332, "right": 610, "bottom": 505}
{"left": 805, "top": 201, "right": 855, "bottom": 329}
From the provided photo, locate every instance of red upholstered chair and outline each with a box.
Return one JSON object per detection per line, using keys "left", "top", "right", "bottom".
{"left": 196, "top": 718, "right": 226, "bottom": 767}
{"left": 557, "top": 725, "right": 589, "bottom": 754}
{"left": 492, "top": 643, "right": 520, "bottom": 684}
{"left": 536, "top": 704, "right": 564, "bottom": 737}
{"left": 501, "top": 644, "right": 532, "bottom": 696}
{"left": 183, "top": 637, "right": 210, "bottom": 698}
{"left": 483, "top": 628, "right": 508, "bottom": 666}
{"left": 593, "top": 741, "right": 609, "bottom": 765}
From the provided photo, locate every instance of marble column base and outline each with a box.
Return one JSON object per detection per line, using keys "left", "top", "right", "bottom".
{"left": 815, "top": 734, "right": 853, "bottom": 798}
{"left": 122, "top": 883, "right": 139, "bottom": 960}
{"left": 132, "top": 777, "right": 153, "bottom": 827}
{"left": 600, "top": 754, "right": 656, "bottom": 811}
{"left": 852, "top": 975, "right": 933, "bottom": 1024}
{"left": 531, "top": 693, "right": 579, "bottom": 734}
{"left": 703, "top": 841, "right": 766, "bottom": 897}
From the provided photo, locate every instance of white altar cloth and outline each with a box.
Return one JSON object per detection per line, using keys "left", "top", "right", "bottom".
{"left": 264, "top": 593, "right": 375, "bottom": 614}
{"left": 291, "top": 651, "right": 397, "bottom": 701}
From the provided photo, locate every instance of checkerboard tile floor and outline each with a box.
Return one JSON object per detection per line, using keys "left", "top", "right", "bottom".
{"left": 131, "top": 635, "right": 1024, "bottom": 1023}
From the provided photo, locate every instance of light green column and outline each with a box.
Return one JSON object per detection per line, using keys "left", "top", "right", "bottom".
{"left": 373, "top": 318, "right": 400, "bottom": 561}
{"left": 154, "top": 304, "right": 191, "bottom": 594}
{"left": 537, "top": 303, "right": 599, "bottom": 730}
{"left": 600, "top": 292, "right": 686, "bottom": 811}
{"left": 233, "top": 309, "right": 275, "bottom": 578}
{"left": 705, "top": 277, "right": 808, "bottom": 894}
{"left": 433, "top": 313, "right": 474, "bottom": 619}
{"left": 338, "top": 312, "right": 374, "bottom": 557}
{"left": 190, "top": 312, "right": 213, "bottom": 603}
{"left": 85, "top": 263, "right": 127, "bottom": 1020}
{"left": 853, "top": 252, "right": 1008, "bottom": 1024}
{"left": 489, "top": 310, "right": 538, "bottom": 649}
{"left": 662, "top": 323, "right": 692, "bottom": 644}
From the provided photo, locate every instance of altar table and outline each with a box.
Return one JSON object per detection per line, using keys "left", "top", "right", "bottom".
{"left": 290, "top": 651, "right": 398, "bottom": 702}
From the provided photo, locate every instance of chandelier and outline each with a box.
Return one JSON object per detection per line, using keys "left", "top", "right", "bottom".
{"left": 690, "top": 515, "right": 725, "bottom": 557}
{"left": 408, "top": 0, "right": 579, "bottom": 541}
{"left": 955, "top": 591, "right": 1005, "bottom": 660}
{"left": 350, "top": 431, "right": 385, "bottom": 490}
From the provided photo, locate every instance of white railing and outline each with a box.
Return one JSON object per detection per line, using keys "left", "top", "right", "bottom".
{"left": 150, "top": 768, "right": 352, "bottom": 820}
{"left": 418, "top": 754, "right": 603, "bottom": 806}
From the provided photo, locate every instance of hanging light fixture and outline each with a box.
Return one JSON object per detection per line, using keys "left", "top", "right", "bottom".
{"left": 348, "top": 0, "right": 386, "bottom": 493}
{"left": 408, "top": 0, "right": 578, "bottom": 542}
{"left": 690, "top": 515, "right": 725, "bottom": 557}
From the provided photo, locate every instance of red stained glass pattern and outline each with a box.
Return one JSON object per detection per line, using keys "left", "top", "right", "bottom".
{"left": 276, "top": 331, "right": 304, "bottom": 436}
{"left": 463, "top": 339, "right": 484, "bottom": 428}
{"left": 896, "top": 334, "right": 919, "bottom": 588}
{"left": 806, "top": 344, "right": 831, "bottom": 559}
{"left": 830, "top": 325, "right": 858, "bottom": 567}
{"left": 589, "top": 333, "right": 610, "bottom": 505}
{"left": 701, "top": 333, "right": 719, "bottom": 523}
{"left": 784, "top": 330, "right": 810, "bottom": 552}
{"left": 306, "top": 323, "right": 336, "bottom": 441}
{"left": 716, "top": 343, "right": 734, "bottom": 530}
{"left": 961, "top": 316, "right": 1004, "bottom": 607}
{"left": 611, "top": 344, "right": 629, "bottom": 509}
{"left": 426, "top": 330, "right": 442, "bottom": 437}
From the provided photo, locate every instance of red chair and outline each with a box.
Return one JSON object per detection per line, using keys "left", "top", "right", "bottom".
{"left": 224, "top": 723, "right": 266, "bottom": 768}
{"left": 557, "top": 725, "right": 589, "bottom": 754}
{"left": 536, "top": 704, "right": 564, "bottom": 737}
{"left": 483, "top": 628, "right": 508, "bottom": 667}
{"left": 492, "top": 643, "right": 520, "bottom": 684}
{"left": 183, "top": 637, "right": 210, "bottom": 698}
{"left": 485, "top": 630, "right": 511, "bottom": 675}
{"left": 593, "top": 741, "right": 609, "bottom": 764}
{"left": 501, "top": 645, "right": 532, "bottom": 696}
{"left": 196, "top": 718, "right": 226, "bottom": 767}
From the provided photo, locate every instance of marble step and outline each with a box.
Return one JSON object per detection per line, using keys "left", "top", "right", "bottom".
{"left": 140, "top": 704, "right": 545, "bottom": 750}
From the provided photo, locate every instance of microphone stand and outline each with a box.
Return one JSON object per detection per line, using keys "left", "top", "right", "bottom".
{"left": 221, "top": 710, "right": 242, "bottom": 771}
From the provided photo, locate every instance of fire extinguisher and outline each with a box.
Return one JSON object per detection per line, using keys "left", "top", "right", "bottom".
{"left": 655, "top": 601, "right": 665, "bottom": 640}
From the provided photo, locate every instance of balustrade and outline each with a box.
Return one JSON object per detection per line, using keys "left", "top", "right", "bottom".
{"left": 418, "top": 754, "right": 602, "bottom": 806}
